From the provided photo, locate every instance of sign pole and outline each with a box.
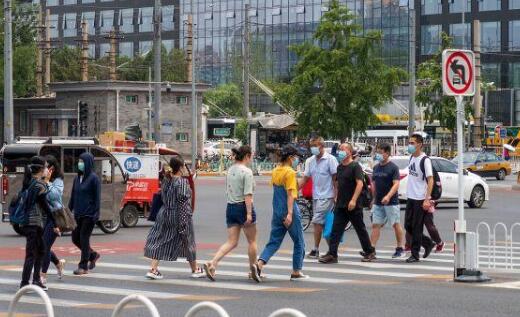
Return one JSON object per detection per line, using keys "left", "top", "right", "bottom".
{"left": 454, "top": 95, "right": 466, "bottom": 278}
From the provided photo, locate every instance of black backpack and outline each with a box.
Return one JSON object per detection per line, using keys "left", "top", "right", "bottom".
{"left": 410, "top": 156, "right": 442, "bottom": 201}
{"left": 359, "top": 165, "right": 373, "bottom": 208}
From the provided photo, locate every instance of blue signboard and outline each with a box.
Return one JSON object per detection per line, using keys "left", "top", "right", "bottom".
{"left": 124, "top": 157, "right": 142, "bottom": 173}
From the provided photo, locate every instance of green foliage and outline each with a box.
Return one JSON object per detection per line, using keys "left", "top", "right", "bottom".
{"left": 51, "top": 46, "right": 82, "bottom": 82}
{"left": 204, "top": 83, "right": 243, "bottom": 118}
{"left": 274, "top": 0, "right": 405, "bottom": 138}
{"left": 234, "top": 118, "right": 248, "bottom": 145}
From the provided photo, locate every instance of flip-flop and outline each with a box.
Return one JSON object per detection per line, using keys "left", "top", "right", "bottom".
{"left": 250, "top": 264, "right": 261, "bottom": 283}
{"left": 203, "top": 262, "right": 216, "bottom": 281}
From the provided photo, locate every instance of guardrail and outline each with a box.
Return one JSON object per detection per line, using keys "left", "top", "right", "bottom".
{"left": 8, "top": 285, "right": 54, "bottom": 317}
{"left": 111, "top": 294, "right": 160, "bottom": 317}
{"left": 477, "top": 221, "right": 520, "bottom": 270}
{"left": 184, "top": 301, "right": 230, "bottom": 317}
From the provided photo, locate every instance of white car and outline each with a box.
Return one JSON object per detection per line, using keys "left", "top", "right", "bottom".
{"left": 203, "top": 143, "right": 234, "bottom": 158}
{"left": 389, "top": 156, "right": 489, "bottom": 208}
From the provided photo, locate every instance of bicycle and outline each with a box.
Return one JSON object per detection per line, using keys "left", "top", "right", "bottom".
{"left": 296, "top": 197, "right": 352, "bottom": 232}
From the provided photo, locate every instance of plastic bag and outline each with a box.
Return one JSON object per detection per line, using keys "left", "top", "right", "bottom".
{"left": 322, "top": 211, "right": 344, "bottom": 243}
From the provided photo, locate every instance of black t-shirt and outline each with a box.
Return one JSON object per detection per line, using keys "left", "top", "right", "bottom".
{"left": 372, "top": 161, "right": 400, "bottom": 206}
{"left": 337, "top": 161, "right": 364, "bottom": 208}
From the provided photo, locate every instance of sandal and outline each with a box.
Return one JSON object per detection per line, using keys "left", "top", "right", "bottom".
{"left": 203, "top": 262, "right": 216, "bottom": 281}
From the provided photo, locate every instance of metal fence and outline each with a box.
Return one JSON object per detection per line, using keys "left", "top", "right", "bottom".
{"left": 476, "top": 222, "right": 520, "bottom": 271}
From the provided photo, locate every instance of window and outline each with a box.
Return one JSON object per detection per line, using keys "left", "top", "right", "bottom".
{"left": 139, "top": 41, "right": 153, "bottom": 55}
{"left": 176, "top": 96, "right": 188, "bottom": 104}
{"left": 63, "top": 0, "right": 76, "bottom": 5}
{"left": 510, "top": 21, "right": 520, "bottom": 51}
{"left": 422, "top": 0, "right": 442, "bottom": 15}
{"left": 63, "top": 13, "right": 77, "bottom": 37}
{"left": 46, "top": 0, "right": 58, "bottom": 6}
{"left": 100, "top": 43, "right": 110, "bottom": 57}
{"left": 40, "top": 146, "right": 61, "bottom": 164}
{"left": 50, "top": 14, "right": 59, "bottom": 38}
{"left": 176, "top": 133, "right": 189, "bottom": 142}
{"left": 139, "top": 7, "right": 153, "bottom": 33}
{"left": 100, "top": 10, "right": 115, "bottom": 33}
{"left": 449, "top": 23, "right": 470, "bottom": 49}
{"left": 163, "top": 39, "right": 174, "bottom": 53}
{"left": 81, "top": 12, "right": 95, "bottom": 35}
{"left": 435, "top": 159, "right": 457, "bottom": 173}
{"left": 82, "top": 0, "right": 95, "bottom": 3}
{"left": 271, "top": 7, "right": 281, "bottom": 15}
{"left": 511, "top": 0, "right": 520, "bottom": 9}
{"left": 509, "top": 63, "right": 520, "bottom": 87}
{"left": 119, "top": 9, "right": 134, "bottom": 34}
{"left": 126, "top": 95, "right": 138, "bottom": 103}
{"left": 163, "top": 5, "right": 174, "bottom": 31}
{"left": 421, "top": 25, "right": 441, "bottom": 55}
{"left": 482, "top": 63, "right": 501, "bottom": 84}
{"left": 119, "top": 42, "right": 134, "bottom": 57}
{"left": 94, "top": 159, "right": 113, "bottom": 184}
{"left": 485, "top": 152, "right": 500, "bottom": 162}
{"left": 449, "top": 0, "right": 471, "bottom": 12}
{"left": 63, "top": 148, "right": 86, "bottom": 173}
{"left": 88, "top": 43, "right": 95, "bottom": 58}
{"left": 481, "top": 21, "right": 501, "bottom": 52}
{"left": 479, "top": 0, "right": 501, "bottom": 11}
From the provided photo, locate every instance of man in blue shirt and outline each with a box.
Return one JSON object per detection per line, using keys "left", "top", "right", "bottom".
{"left": 369, "top": 143, "right": 405, "bottom": 258}
{"left": 300, "top": 137, "right": 338, "bottom": 259}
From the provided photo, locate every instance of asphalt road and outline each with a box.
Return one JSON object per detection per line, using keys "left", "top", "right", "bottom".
{"left": 1, "top": 175, "right": 520, "bottom": 317}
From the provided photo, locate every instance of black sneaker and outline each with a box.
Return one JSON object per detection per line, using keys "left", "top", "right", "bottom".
{"left": 359, "top": 251, "right": 367, "bottom": 257}
{"left": 406, "top": 255, "right": 420, "bottom": 263}
{"left": 423, "top": 243, "right": 435, "bottom": 259}
{"left": 361, "top": 251, "right": 377, "bottom": 262}
{"left": 88, "top": 253, "right": 101, "bottom": 270}
{"left": 32, "top": 280, "right": 48, "bottom": 291}
{"left": 307, "top": 249, "right": 319, "bottom": 259}
{"left": 318, "top": 253, "right": 338, "bottom": 264}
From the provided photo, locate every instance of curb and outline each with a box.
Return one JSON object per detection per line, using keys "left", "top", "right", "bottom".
{"left": 196, "top": 171, "right": 273, "bottom": 177}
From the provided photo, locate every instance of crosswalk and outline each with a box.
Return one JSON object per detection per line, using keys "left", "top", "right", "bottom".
{"left": 1, "top": 245, "right": 520, "bottom": 313}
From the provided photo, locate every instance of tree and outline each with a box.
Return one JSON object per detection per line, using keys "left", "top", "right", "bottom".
{"left": 234, "top": 118, "right": 248, "bottom": 145}
{"left": 203, "top": 83, "right": 243, "bottom": 118}
{"left": 51, "top": 46, "right": 82, "bottom": 82}
{"left": 416, "top": 33, "right": 473, "bottom": 153}
{"left": 274, "top": 0, "right": 405, "bottom": 138}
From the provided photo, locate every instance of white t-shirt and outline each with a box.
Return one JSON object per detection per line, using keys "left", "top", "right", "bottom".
{"left": 407, "top": 153, "right": 433, "bottom": 200}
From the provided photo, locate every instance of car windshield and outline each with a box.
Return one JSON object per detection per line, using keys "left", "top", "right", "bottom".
{"left": 392, "top": 159, "right": 409, "bottom": 170}
{"left": 453, "top": 152, "right": 479, "bottom": 164}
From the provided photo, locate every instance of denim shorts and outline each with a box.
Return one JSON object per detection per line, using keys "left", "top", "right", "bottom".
{"left": 226, "top": 202, "right": 256, "bottom": 228}
{"left": 372, "top": 204, "right": 401, "bottom": 225}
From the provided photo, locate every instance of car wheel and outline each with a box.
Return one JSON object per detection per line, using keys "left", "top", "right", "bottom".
{"left": 121, "top": 204, "right": 140, "bottom": 228}
{"left": 97, "top": 214, "right": 121, "bottom": 234}
{"left": 496, "top": 168, "right": 506, "bottom": 181}
{"left": 467, "top": 185, "right": 485, "bottom": 208}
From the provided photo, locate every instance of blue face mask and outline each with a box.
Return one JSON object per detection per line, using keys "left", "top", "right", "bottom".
{"left": 78, "top": 161, "right": 85, "bottom": 172}
{"left": 310, "top": 147, "right": 320, "bottom": 156}
{"left": 407, "top": 144, "right": 416, "bottom": 154}
{"left": 374, "top": 153, "right": 383, "bottom": 162}
{"left": 337, "top": 151, "right": 347, "bottom": 162}
{"left": 292, "top": 157, "right": 300, "bottom": 170}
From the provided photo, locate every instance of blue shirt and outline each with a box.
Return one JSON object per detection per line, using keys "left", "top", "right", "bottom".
{"left": 47, "top": 177, "right": 64, "bottom": 212}
{"left": 304, "top": 152, "right": 338, "bottom": 200}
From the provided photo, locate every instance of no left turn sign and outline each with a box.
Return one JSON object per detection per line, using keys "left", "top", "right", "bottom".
{"left": 442, "top": 49, "right": 475, "bottom": 97}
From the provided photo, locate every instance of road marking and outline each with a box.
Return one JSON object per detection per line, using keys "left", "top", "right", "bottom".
{"left": 0, "top": 292, "right": 104, "bottom": 308}
{"left": 481, "top": 281, "right": 520, "bottom": 290}
{"left": 0, "top": 313, "right": 44, "bottom": 317}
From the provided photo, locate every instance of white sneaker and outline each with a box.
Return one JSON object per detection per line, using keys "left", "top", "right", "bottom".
{"left": 40, "top": 277, "right": 47, "bottom": 285}
{"left": 56, "top": 259, "right": 66, "bottom": 279}
{"left": 145, "top": 270, "right": 164, "bottom": 280}
{"left": 191, "top": 267, "right": 205, "bottom": 279}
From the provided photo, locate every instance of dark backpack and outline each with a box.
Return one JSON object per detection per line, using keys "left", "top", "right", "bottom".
{"left": 410, "top": 156, "right": 442, "bottom": 201}
{"left": 359, "top": 165, "right": 374, "bottom": 208}
{"left": 8, "top": 180, "right": 36, "bottom": 225}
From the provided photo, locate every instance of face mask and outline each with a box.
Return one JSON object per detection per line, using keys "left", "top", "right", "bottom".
{"left": 407, "top": 144, "right": 416, "bottom": 154}
{"left": 292, "top": 157, "right": 300, "bottom": 170}
{"left": 78, "top": 162, "right": 85, "bottom": 172}
{"left": 337, "top": 151, "right": 347, "bottom": 162}
{"left": 310, "top": 147, "right": 320, "bottom": 156}
{"left": 374, "top": 153, "right": 383, "bottom": 162}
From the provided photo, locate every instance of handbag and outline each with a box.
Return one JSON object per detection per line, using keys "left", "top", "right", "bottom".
{"left": 52, "top": 207, "right": 77, "bottom": 232}
{"left": 148, "top": 192, "right": 163, "bottom": 222}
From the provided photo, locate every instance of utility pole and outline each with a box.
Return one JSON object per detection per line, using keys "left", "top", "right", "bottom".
{"left": 473, "top": 20, "right": 482, "bottom": 148}
{"left": 186, "top": 14, "right": 193, "bottom": 82}
{"left": 80, "top": 19, "right": 89, "bottom": 81}
{"left": 36, "top": 7, "right": 44, "bottom": 97}
{"left": 148, "top": 67, "right": 153, "bottom": 139}
{"left": 190, "top": 0, "right": 198, "bottom": 171}
{"left": 105, "top": 30, "right": 122, "bottom": 80}
{"left": 408, "top": 8, "right": 416, "bottom": 137}
{"left": 3, "top": 0, "right": 13, "bottom": 144}
{"left": 44, "top": 9, "right": 51, "bottom": 94}
{"left": 243, "top": 3, "right": 250, "bottom": 119}
{"left": 153, "top": 0, "right": 162, "bottom": 142}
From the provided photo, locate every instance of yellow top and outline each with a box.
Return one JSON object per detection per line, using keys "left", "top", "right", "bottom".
{"left": 271, "top": 165, "right": 298, "bottom": 198}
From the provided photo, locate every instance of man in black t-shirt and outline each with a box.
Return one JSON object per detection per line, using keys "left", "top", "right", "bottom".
{"left": 319, "top": 143, "right": 376, "bottom": 264}
{"left": 369, "top": 143, "right": 405, "bottom": 258}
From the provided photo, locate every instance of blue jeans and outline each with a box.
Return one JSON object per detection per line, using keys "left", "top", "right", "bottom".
{"left": 42, "top": 220, "right": 59, "bottom": 273}
{"left": 259, "top": 186, "right": 305, "bottom": 271}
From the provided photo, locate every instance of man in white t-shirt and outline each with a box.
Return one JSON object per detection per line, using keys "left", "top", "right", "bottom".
{"left": 405, "top": 133, "right": 435, "bottom": 263}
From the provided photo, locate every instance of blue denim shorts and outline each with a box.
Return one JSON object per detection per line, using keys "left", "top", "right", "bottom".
{"left": 372, "top": 204, "right": 401, "bottom": 225}
{"left": 226, "top": 202, "right": 256, "bottom": 228}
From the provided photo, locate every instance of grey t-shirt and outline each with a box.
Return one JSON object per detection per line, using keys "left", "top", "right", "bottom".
{"left": 226, "top": 164, "right": 255, "bottom": 204}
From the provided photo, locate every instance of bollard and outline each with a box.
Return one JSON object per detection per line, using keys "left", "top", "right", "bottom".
{"left": 8, "top": 285, "right": 54, "bottom": 317}
{"left": 268, "top": 308, "right": 307, "bottom": 317}
{"left": 184, "top": 301, "right": 230, "bottom": 317}
{"left": 111, "top": 294, "right": 160, "bottom": 317}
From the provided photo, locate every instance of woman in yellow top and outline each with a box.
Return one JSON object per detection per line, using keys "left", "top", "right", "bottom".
{"left": 256, "top": 145, "right": 308, "bottom": 280}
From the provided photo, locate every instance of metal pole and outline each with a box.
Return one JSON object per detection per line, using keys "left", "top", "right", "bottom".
{"left": 243, "top": 3, "right": 250, "bottom": 119}
{"left": 455, "top": 95, "right": 466, "bottom": 276}
{"left": 44, "top": 9, "right": 51, "bottom": 95}
{"left": 148, "top": 67, "right": 153, "bottom": 140}
{"left": 473, "top": 20, "right": 482, "bottom": 147}
{"left": 153, "top": 0, "right": 162, "bottom": 142}
{"left": 77, "top": 100, "right": 80, "bottom": 137}
{"left": 408, "top": 8, "right": 415, "bottom": 137}
{"left": 3, "top": 0, "right": 13, "bottom": 144}
{"left": 191, "top": 0, "right": 198, "bottom": 171}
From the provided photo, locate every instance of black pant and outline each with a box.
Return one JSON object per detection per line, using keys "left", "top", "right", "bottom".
{"left": 21, "top": 226, "right": 45, "bottom": 285}
{"left": 328, "top": 207, "right": 374, "bottom": 257}
{"left": 405, "top": 199, "right": 434, "bottom": 259}
{"left": 405, "top": 211, "right": 442, "bottom": 246}
{"left": 42, "top": 221, "right": 60, "bottom": 273}
{"left": 71, "top": 217, "right": 97, "bottom": 270}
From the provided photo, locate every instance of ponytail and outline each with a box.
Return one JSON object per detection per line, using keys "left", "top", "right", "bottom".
{"left": 232, "top": 145, "right": 252, "bottom": 162}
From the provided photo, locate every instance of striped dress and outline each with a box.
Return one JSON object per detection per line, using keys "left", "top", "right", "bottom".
{"left": 144, "top": 177, "right": 196, "bottom": 262}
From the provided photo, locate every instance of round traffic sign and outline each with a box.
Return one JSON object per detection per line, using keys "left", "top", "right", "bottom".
{"left": 444, "top": 51, "right": 474, "bottom": 95}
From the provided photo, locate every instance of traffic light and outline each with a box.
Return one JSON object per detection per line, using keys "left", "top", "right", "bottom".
{"left": 79, "top": 101, "right": 88, "bottom": 137}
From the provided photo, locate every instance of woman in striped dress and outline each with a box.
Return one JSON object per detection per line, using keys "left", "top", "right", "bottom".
{"left": 144, "top": 156, "right": 204, "bottom": 279}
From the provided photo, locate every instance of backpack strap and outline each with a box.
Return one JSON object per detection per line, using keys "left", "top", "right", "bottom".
{"left": 420, "top": 156, "right": 430, "bottom": 181}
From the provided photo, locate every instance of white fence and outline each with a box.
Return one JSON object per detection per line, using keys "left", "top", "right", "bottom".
{"left": 7, "top": 290, "right": 307, "bottom": 317}
{"left": 476, "top": 222, "right": 520, "bottom": 270}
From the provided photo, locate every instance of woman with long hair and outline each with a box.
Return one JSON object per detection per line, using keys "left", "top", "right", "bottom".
{"left": 203, "top": 145, "right": 259, "bottom": 282}
{"left": 144, "top": 156, "right": 204, "bottom": 279}
{"left": 19, "top": 156, "right": 52, "bottom": 290}
{"left": 40, "top": 155, "right": 66, "bottom": 284}
{"left": 256, "top": 145, "right": 307, "bottom": 280}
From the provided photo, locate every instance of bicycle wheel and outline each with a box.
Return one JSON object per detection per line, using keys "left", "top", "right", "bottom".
{"left": 297, "top": 199, "right": 313, "bottom": 231}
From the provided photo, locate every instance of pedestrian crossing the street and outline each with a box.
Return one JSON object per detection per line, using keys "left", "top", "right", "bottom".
{"left": 1, "top": 245, "right": 519, "bottom": 313}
